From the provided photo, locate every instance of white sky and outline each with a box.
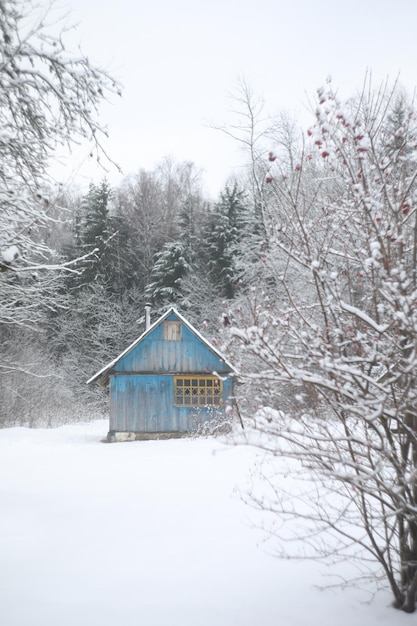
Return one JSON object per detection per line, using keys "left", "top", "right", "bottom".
{"left": 56, "top": 0, "right": 417, "bottom": 197}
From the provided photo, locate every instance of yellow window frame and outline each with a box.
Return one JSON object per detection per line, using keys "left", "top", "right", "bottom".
{"left": 174, "top": 375, "right": 223, "bottom": 407}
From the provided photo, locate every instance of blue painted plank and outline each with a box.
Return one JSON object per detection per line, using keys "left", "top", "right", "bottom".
{"left": 110, "top": 374, "right": 233, "bottom": 433}
{"left": 115, "top": 324, "right": 230, "bottom": 375}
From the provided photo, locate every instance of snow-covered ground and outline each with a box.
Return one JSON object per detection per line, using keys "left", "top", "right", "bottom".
{"left": 0, "top": 421, "right": 410, "bottom": 626}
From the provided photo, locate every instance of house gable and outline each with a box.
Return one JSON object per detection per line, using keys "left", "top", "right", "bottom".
{"left": 88, "top": 308, "right": 236, "bottom": 386}
{"left": 115, "top": 312, "right": 229, "bottom": 375}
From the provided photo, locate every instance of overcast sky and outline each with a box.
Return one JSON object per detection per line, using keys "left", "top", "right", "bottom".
{"left": 57, "top": 0, "right": 417, "bottom": 197}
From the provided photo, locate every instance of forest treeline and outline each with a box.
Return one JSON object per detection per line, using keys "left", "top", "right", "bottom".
{"left": 0, "top": 151, "right": 273, "bottom": 426}
{"left": 2, "top": 78, "right": 416, "bottom": 429}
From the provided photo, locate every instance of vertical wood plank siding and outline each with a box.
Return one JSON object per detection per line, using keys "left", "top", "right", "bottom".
{"left": 110, "top": 375, "right": 233, "bottom": 432}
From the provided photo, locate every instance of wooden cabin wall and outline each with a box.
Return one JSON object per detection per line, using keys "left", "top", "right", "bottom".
{"left": 110, "top": 374, "right": 233, "bottom": 433}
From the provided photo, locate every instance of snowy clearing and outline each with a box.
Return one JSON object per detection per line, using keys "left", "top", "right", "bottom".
{"left": 0, "top": 421, "right": 410, "bottom": 626}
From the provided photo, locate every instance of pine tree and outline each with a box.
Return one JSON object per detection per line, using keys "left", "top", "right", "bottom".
{"left": 74, "top": 180, "right": 112, "bottom": 287}
{"left": 66, "top": 180, "right": 135, "bottom": 295}
{"left": 145, "top": 242, "right": 190, "bottom": 306}
{"left": 178, "top": 194, "right": 206, "bottom": 265}
{"left": 205, "top": 183, "right": 247, "bottom": 299}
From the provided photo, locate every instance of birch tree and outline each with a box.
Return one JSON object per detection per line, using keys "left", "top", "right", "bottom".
{"left": 231, "top": 78, "right": 417, "bottom": 612}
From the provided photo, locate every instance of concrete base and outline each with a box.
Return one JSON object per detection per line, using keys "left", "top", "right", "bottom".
{"left": 106, "top": 430, "right": 191, "bottom": 443}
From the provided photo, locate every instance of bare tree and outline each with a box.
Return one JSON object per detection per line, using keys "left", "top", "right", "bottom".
{"left": 231, "top": 77, "right": 417, "bottom": 612}
{"left": 0, "top": 0, "right": 121, "bottom": 328}
{"left": 213, "top": 79, "right": 304, "bottom": 245}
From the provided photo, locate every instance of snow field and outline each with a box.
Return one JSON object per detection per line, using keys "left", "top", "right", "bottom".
{"left": 0, "top": 421, "right": 409, "bottom": 626}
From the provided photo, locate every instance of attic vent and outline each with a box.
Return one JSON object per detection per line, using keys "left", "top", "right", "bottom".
{"left": 164, "top": 321, "right": 182, "bottom": 341}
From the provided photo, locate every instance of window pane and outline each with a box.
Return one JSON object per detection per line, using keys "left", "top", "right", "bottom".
{"left": 174, "top": 376, "right": 223, "bottom": 406}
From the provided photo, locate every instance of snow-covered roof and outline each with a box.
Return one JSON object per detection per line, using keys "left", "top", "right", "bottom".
{"left": 87, "top": 307, "right": 236, "bottom": 386}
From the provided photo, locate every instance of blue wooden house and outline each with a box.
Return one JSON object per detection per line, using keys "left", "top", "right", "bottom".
{"left": 88, "top": 307, "right": 236, "bottom": 441}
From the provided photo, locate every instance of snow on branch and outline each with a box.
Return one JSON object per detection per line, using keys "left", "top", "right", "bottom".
{"left": 339, "top": 301, "right": 389, "bottom": 334}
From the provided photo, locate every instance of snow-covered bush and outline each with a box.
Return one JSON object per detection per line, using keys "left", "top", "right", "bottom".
{"left": 232, "top": 78, "right": 417, "bottom": 612}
